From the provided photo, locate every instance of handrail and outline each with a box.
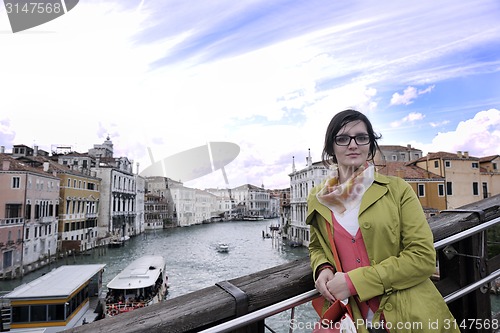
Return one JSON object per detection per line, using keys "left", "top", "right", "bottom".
{"left": 198, "top": 290, "right": 320, "bottom": 333}
{"left": 200, "top": 215, "right": 500, "bottom": 333}
{"left": 444, "top": 268, "right": 500, "bottom": 303}
{"left": 434, "top": 216, "right": 500, "bottom": 249}
{"left": 200, "top": 268, "right": 500, "bottom": 333}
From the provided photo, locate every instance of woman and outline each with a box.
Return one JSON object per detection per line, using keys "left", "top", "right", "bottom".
{"left": 307, "top": 109, "right": 459, "bottom": 333}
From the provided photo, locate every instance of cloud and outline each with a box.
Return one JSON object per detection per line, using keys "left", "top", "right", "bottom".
{"left": 430, "top": 120, "right": 450, "bottom": 128}
{"left": 419, "top": 109, "right": 500, "bottom": 156}
{"left": 390, "top": 85, "right": 435, "bottom": 106}
{"left": 390, "top": 112, "right": 426, "bottom": 128}
{"left": 0, "top": 119, "right": 15, "bottom": 150}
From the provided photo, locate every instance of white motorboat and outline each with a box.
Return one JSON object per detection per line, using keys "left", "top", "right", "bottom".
{"left": 216, "top": 243, "right": 229, "bottom": 253}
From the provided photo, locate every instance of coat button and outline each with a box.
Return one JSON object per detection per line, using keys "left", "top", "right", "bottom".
{"left": 362, "top": 222, "right": 371, "bottom": 229}
{"left": 384, "top": 303, "right": 393, "bottom": 311}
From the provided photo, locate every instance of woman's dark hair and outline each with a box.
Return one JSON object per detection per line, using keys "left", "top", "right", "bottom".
{"left": 321, "top": 109, "right": 381, "bottom": 167}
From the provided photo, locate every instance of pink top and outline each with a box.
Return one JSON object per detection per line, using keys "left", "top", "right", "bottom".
{"left": 332, "top": 215, "right": 380, "bottom": 319}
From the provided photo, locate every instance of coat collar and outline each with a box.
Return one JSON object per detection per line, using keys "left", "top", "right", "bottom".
{"left": 306, "top": 171, "right": 391, "bottom": 225}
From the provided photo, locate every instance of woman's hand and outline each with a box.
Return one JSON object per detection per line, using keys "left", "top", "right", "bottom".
{"left": 326, "top": 272, "right": 351, "bottom": 301}
{"left": 315, "top": 268, "right": 336, "bottom": 303}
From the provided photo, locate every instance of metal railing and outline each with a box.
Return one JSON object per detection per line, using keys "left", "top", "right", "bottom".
{"left": 200, "top": 216, "right": 500, "bottom": 333}
{"left": 199, "top": 290, "right": 319, "bottom": 333}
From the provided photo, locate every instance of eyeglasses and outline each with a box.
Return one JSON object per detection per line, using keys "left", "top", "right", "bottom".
{"left": 334, "top": 134, "right": 370, "bottom": 146}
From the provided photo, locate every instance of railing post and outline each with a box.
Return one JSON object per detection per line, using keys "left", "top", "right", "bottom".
{"left": 439, "top": 231, "right": 492, "bottom": 333}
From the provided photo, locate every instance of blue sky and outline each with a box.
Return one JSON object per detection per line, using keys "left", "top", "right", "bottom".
{"left": 1, "top": 0, "right": 499, "bottom": 190}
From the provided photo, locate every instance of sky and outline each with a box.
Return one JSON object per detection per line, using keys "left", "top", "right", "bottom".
{"left": 1, "top": 0, "right": 500, "bottom": 190}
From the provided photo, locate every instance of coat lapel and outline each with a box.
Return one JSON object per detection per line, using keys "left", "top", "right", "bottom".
{"left": 306, "top": 182, "right": 332, "bottom": 225}
{"left": 359, "top": 172, "right": 390, "bottom": 216}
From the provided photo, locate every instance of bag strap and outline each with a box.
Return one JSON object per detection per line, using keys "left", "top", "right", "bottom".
{"left": 326, "top": 212, "right": 342, "bottom": 273}
{"left": 326, "top": 213, "right": 354, "bottom": 318}
{"left": 312, "top": 212, "right": 355, "bottom": 320}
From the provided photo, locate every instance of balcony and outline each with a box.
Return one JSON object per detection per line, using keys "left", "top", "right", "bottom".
{"left": 59, "top": 213, "right": 85, "bottom": 221}
{"left": 37, "top": 216, "right": 55, "bottom": 224}
{"left": 0, "top": 217, "right": 24, "bottom": 226}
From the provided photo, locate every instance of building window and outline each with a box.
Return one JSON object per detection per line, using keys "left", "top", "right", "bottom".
{"left": 2, "top": 251, "right": 13, "bottom": 269}
{"left": 472, "top": 162, "right": 479, "bottom": 168}
{"left": 12, "top": 176, "right": 20, "bottom": 188}
{"left": 6, "top": 204, "right": 22, "bottom": 218}
{"left": 25, "top": 203, "right": 31, "bottom": 219}
{"left": 473, "top": 182, "right": 479, "bottom": 196}
{"left": 438, "top": 184, "right": 445, "bottom": 197}
{"left": 434, "top": 161, "right": 439, "bottom": 168}
{"left": 494, "top": 163, "right": 498, "bottom": 170}
{"left": 445, "top": 161, "right": 451, "bottom": 168}
{"left": 446, "top": 182, "right": 453, "bottom": 196}
{"left": 483, "top": 182, "right": 488, "bottom": 199}
{"left": 418, "top": 184, "right": 425, "bottom": 197}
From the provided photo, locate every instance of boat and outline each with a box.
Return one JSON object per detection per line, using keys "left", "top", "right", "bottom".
{"left": 102, "top": 255, "right": 168, "bottom": 317}
{"left": 242, "top": 215, "right": 264, "bottom": 221}
{"left": 216, "top": 243, "right": 229, "bottom": 253}
{"left": 288, "top": 239, "right": 303, "bottom": 248}
{"left": 0, "top": 264, "right": 106, "bottom": 332}
{"left": 108, "top": 235, "right": 130, "bottom": 248}
{"left": 108, "top": 237, "right": 123, "bottom": 248}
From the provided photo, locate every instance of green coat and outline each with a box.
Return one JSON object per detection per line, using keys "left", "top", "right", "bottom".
{"left": 307, "top": 172, "right": 459, "bottom": 333}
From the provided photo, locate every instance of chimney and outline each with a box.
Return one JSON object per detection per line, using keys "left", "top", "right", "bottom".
{"left": 2, "top": 160, "right": 10, "bottom": 171}
{"left": 34, "top": 145, "right": 38, "bottom": 156}
{"left": 43, "top": 162, "right": 49, "bottom": 172}
{"left": 307, "top": 148, "right": 312, "bottom": 167}
{"left": 464, "top": 151, "right": 469, "bottom": 158}
{"left": 457, "top": 151, "right": 462, "bottom": 158}
{"left": 0, "top": 146, "right": 4, "bottom": 154}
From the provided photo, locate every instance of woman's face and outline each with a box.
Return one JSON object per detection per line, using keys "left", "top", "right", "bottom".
{"left": 333, "top": 120, "right": 371, "bottom": 170}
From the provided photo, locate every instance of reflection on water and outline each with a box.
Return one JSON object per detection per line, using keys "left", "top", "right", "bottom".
{"left": 0, "top": 219, "right": 320, "bottom": 332}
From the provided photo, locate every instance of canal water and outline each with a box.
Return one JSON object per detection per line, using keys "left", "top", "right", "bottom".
{"left": 0, "top": 218, "right": 320, "bottom": 332}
